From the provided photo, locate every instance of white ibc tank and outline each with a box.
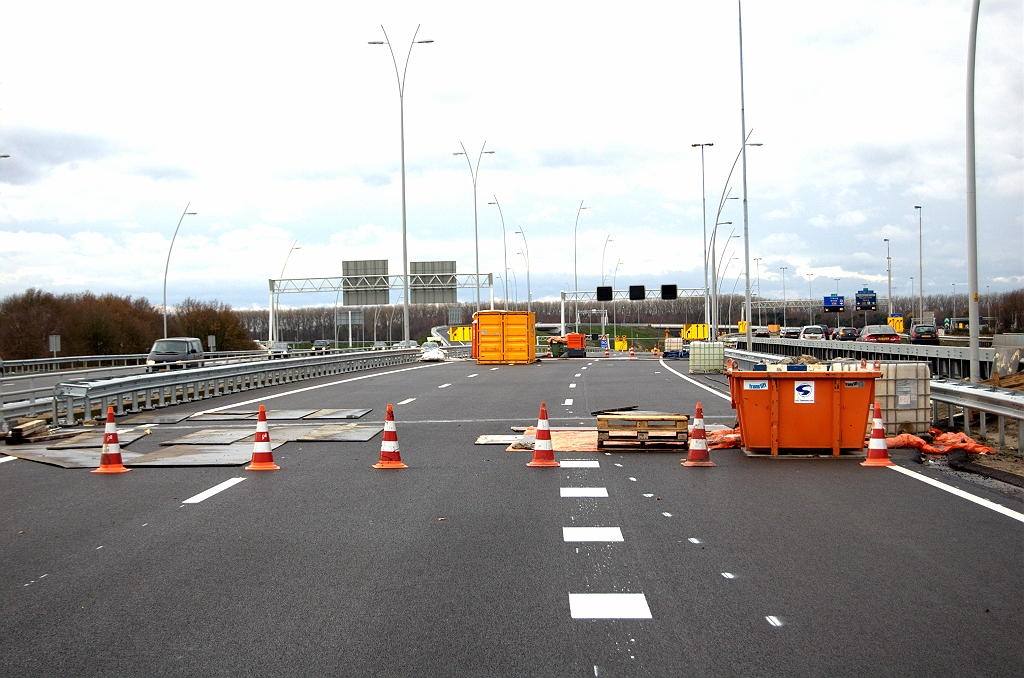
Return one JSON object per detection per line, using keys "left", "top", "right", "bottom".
{"left": 689, "top": 341, "right": 725, "bottom": 373}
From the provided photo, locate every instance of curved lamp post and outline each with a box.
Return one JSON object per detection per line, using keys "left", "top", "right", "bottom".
{"left": 515, "top": 229, "right": 531, "bottom": 313}
{"left": 572, "top": 200, "right": 589, "bottom": 332}
{"left": 780, "top": 266, "right": 788, "bottom": 326}
{"left": 163, "top": 202, "right": 197, "bottom": 338}
{"left": 369, "top": 25, "right": 433, "bottom": 344}
{"left": 274, "top": 240, "right": 300, "bottom": 342}
{"left": 487, "top": 196, "right": 509, "bottom": 310}
{"left": 692, "top": 142, "right": 713, "bottom": 325}
{"left": 454, "top": 143, "right": 494, "bottom": 312}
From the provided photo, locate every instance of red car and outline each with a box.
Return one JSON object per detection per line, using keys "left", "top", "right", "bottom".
{"left": 858, "top": 324, "right": 901, "bottom": 343}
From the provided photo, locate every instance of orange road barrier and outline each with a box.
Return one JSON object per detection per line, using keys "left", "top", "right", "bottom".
{"left": 373, "top": 403, "right": 408, "bottom": 469}
{"left": 91, "top": 406, "right": 131, "bottom": 474}
{"left": 682, "top": 402, "right": 715, "bottom": 467}
{"left": 861, "top": 402, "right": 894, "bottom": 467}
{"left": 246, "top": 405, "right": 281, "bottom": 471}
{"left": 527, "top": 402, "right": 559, "bottom": 467}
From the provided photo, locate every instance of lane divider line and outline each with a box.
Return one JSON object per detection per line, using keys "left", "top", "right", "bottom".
{"left": 182, "top": 477, "right": 246, "bottom": 505}
{"left": 196, "top": 363, "right": 443, "bottom": 415}
{"left": 563, "top": 398, "right": 574, "bottom": 406}
{"left": 721, "top": 572, "right": 736, "bottom": 579}
{"left": 569, "top": 383, "right": 577, "bottom": 388}
{"left": 569, "top": 593, "right": 652, "bottom": 619}
{"left": 0, "top": 456, "right": 17, "bottom": 463}
{"left": 888, "top": 465, "right": 1024, "bottom": 524}
{"left": 575, "top": 373, "right": 582, "bottom": 377}
{"left": 662, "top": 512, "right": 672, "bottom": 517}
{"left": 563, "top": 527, "right": 624, "bottom": 542}
{"left": 659, "top": 359, "right": 731, "bottom": 401}
{"left": 467, "top": 374, "right": 478, "bottom": 378}
{"left": 766, "top": 615, "right": 783, "bottom": 627}
{"left": 438, "top": 383, "right": 451, "bottom": 389}
{"left": 561, "top": 487, "right": 608, "bottom": 497}
{"left": 396, "top": 398, "right": 416, "bottom": 405}
{"left": 490, "top": 367, "right": 499, "bottom": 371}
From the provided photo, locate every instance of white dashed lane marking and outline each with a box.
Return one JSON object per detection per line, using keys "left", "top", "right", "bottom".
{"left": 563, "top": 527, "right": 624, "bottom": 542}
{"left": 490, "top": 367, "right": 499, "bottom": 371}
{"left": 662, "top": 512, "right": 672, "bottom": 517}
{"left": 561, "top": 487, "right": 608, "bottom": 497}
{"left": 575, "top": 373, "right": 582, "bottom": 377}
{"left": 561, "top": 460, "right": 600, "bottom": 468}
{"left": 569, "top": 593, "right": 652, "bottom": 619}
{"left": 569, "top": 383, "right": 577, "bottom": 388}
{"left": 721, "top": 572, "right": 736, "bottom": 579}
{"left": 182, "top": 477, "right": 246, "bottom": 504}
{"left": 396, "top": 398, "right": 416, "bottom": 405}
{"left": 688, "top": 538, "right": 701, "bottom": 544}
{"left": 614, "top": 463, "right": 623, "bottom": 467}
{"left": 438, "top": 383, "right": 451, "bottom": 389}
{"left": 0, "top": 456, "right": 17, "bottom": 463}
{"left": 766, "top": 615, "right": 783, "bottom": 627}
{"left": 628, "top": 477, "right": 637, "bottom": 482}
{"left": 563, "top": 399, "right": 574, "bottom": 406}
{"left": 467, "top": 374, "right": 478, "bottom": 378}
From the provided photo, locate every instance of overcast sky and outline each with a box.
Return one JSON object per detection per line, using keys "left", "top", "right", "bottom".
{"left": 1, "top": 0, "right": 1021, "bottom": 312}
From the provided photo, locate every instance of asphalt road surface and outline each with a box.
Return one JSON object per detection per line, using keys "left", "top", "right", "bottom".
{"left": 3, "top": 356, "right": 1023, "bottom": 676}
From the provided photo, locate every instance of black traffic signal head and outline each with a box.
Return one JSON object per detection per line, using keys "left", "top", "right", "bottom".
{"left": 596, "top": 286, "right": 613, "bottom": 301}
{"left": 661, "top": 284, "right": 677, "bottom": 300}
{"left": 629, "top": 285, "right": 645, "bottom": 301}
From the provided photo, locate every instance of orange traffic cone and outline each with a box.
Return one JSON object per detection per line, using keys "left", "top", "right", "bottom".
{"left": 91, "top": 406, "right": 131, "bottom": 474}
{"left": 861, "top": 402, "right": 894, "bottom": 467}
{"left": 604, "top": 346, "right": 610, "bottom": 358}
{"left": 527, "top": 402, "right": 559, "bottom": 467}
{"left": 682, "top": 402, "right": 715, "bottom": 467}
{"left": 373, "top": 404, "right": 408, "bottom": 469}
{"left": 629, "top": 346, "right": 636, "bottom": 359}
{"left": 246, "top": 405, "right": 280, "bottom": 471}
{"left": 652, "top": 346, "right": 660, "bottom": 358}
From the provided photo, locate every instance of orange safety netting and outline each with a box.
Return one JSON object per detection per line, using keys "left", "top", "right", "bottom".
{"left": 707, "top": 427, "right": 743, "bottom": 450}
{"left": 884, "top": 428, "right": 994, "bottom": 455}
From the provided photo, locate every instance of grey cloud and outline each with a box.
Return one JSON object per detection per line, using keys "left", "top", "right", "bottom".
{"left": 0, "top": 127, "right": 115, "bottom": 185}
{"left": 134, "top": 165, "right": 196, "bottom": 182}
{"left": 361, "top": 173, "right": 392, "bottom": 187}
{"left": 539, "top": 148, "right": 627, "bottom": 170}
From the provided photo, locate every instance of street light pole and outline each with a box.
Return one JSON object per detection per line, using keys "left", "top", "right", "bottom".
{"left": 162, "top": 202, "right": 197, "bottom": 338}
{"left": 692, "top": 143, "right": 713, "bottom": 326}
{"left": 914, "top": 205, "right": 923, "bottom": 323}
{"left": 613, "top": 259, "right": 624, "bottom": 342}
{"left": 573, "top": 201, "right": 589, "bottom": 333}
{"left": 834, "top": 278, "right": 841, "bottom": 332}
{"left": 600, "top": 235, "right": 614, "bottom": 285}
{"left": 454, "top": 142, "right": 495, "bottom": 312}
{"left": 780, "top": 266, "right": 787, "bottom": 326}
{"left": 370, "top": 25, "right": 433, "bottom": 345}
{"left": 275, "top": 240, "right": 300, "bottom": 343}
{"left": 966, "top": 0, "right": 981, "bottom": 382}
{"left": 737, "top": 0, "right": 754, "bottom": 350}
{"left": 487, "top": 197, "right": 509, "bottom": 310}
{"left": 884, "top": 238, "right": 892, "bottom": 317}
{"left": 753, "top": 257, "right": 762, "bottom": 326}
{"left": 807, "top": 274, "right": 814, "bottom": 325}
{"left": 515, "top": 230, "right": 531, "bottom": 313}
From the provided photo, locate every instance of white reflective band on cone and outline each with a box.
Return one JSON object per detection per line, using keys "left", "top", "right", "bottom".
{"left": 380, "top": 440, "right": 399, "bottom": 452}
{"left": 690, "top": 439, "right": 707, "bottom": 450}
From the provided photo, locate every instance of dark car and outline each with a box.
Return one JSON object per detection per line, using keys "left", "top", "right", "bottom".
{"left": 146, "top": 337, "right": 204, "bottom": 372}
{"left": 312, "top": 340, "right": 332, "bottom": 352}
{"left": 858, "top": 324, "right": 901, "bottom": 344}
{"left": 834, "top": 327, "right": 859, "bottom": 341}
{"left": 909, "top": 324, "right": 939, "bottom": 345}
{"left": 780, "top": 327, "right": 801, "bottom": 339}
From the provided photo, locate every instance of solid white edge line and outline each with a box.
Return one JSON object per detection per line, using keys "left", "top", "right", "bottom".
{"left": 0, "top": 456, "right": 17, "bottom": 463}
{"left": 888, "top": 465, "right": 1024, "bottom": 524}
{"left": 659, "top": 359, "right": 731, "bottom": 401}
{"left": 195, "top": 363, "right": 443, "bottom": 415}
{"left": 182, "top": 477, "right": 246, "bottom": 504}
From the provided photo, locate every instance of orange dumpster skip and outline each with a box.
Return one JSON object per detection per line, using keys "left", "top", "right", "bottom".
{"left": 726, "top": 365, "right": 881, "bottom": 456}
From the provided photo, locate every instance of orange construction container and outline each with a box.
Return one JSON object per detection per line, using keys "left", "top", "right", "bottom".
{"left": 473, "top": 310, "right": 536, "bottom": 365}
{"left": 566, "top": 333, "right": 586, "bottom": 349}
{"left": 726, "top": 365, "right": 881, "bottom": 456}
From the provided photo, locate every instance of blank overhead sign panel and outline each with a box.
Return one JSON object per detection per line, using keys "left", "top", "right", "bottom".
{"left": 411, "top": 261, "right": 457, "bottom": 304}
{"left": 343, "top": 260, "right": 390, "bottom": 306}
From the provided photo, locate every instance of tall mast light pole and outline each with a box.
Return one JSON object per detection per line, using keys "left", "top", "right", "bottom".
{"left": 163, "top": 203, "right": 197, "bottom": 339}
{"left": 454, "top": 142, "right": 494, "bottom": 312}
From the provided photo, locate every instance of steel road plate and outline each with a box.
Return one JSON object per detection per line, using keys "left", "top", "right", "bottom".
{"left": 121, "top": 412, "right": 192, "bottom": 424}
{"left": 47, "top": 431, "right": 147, "bottom": 449}
{"left": 8, "top": 447, "right": 145, "bottom": 469}
{"left": 295, "top": 425, "right": 384, "bottom": 442}
{"left": 160, "top": 429, "right": 255, "bottom": 445}
{"left": 303, "top": 408, "right": 373, "bottom": 419}
{"left": 127, "top": 442, "right": 284, "bottom": 466}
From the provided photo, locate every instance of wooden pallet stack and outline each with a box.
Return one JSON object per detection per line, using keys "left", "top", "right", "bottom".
{"left": 4, "top": 418, "right": 78, "bottom": 445}
{"left": 596, "top": 411, "right": 689, "bottom": 450}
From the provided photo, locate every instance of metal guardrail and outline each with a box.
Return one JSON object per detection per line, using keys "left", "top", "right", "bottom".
{"left": 2, "top": 350, "right": 269, "bottom": 375}
{"left": 47, "top": 349, "right": 443, "bottom": 424}
{"left": 736, "top": 337, "right": 995, "bottom": 380}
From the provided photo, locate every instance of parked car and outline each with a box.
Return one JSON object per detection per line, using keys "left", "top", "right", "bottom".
{"left": 858, "top": 325, "right": 901, "bottom": 344}
{"left": 311, "top": 340, "right": 332, "bottom": 352}
{"left": 834, "top": 327, "right": 859, "bottom": 341}
{"left": 909, "top": 324, "right": 939, "bottom": 345}
{"left": 753, "top": 326, "right": 771, "bottom": 337}
{"left": 780, "top": 327, "right": 802, "bottom": 339}
{"left": 799, "top": 325, "right": 825, "bottom": 340}
{"left": 146, "top": 337, "right": 204, "bottom": 372}
{"left": 419, "top": 341, "right": 446, "bottom": 362}
{"left": 268, "top": 342, "right": 292, "bottom": 358}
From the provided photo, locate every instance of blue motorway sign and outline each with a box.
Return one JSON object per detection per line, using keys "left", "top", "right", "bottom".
{"left": 823, "top": 295, "right": 845, "bottom": 313}
{"left": 855, "top": 288, "right": 877, "bottom": 311}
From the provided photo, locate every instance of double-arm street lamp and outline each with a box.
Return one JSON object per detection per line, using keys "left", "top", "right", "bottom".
{"left": 454, "top": 142, "right": 494, "bottom": 311}
{"left": 515, "top": 229, "right": 531, "bottom": 313}
{"left": 884, "top": 238, "right": 892, "bottom": 316}
{"left": 163, "top": 202, "right": 197, "bottom": 338}
{"left": 369, "top": 25, "right": 433, "bottom": 344}
{"left": 692, "top": 142, "right": 713, "bottom": 325}
{"left": 779, "top": 266, "right": 788, "bottom": 326}
{"left": 914, "top": 205, "right": 923, "bottom": 322}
